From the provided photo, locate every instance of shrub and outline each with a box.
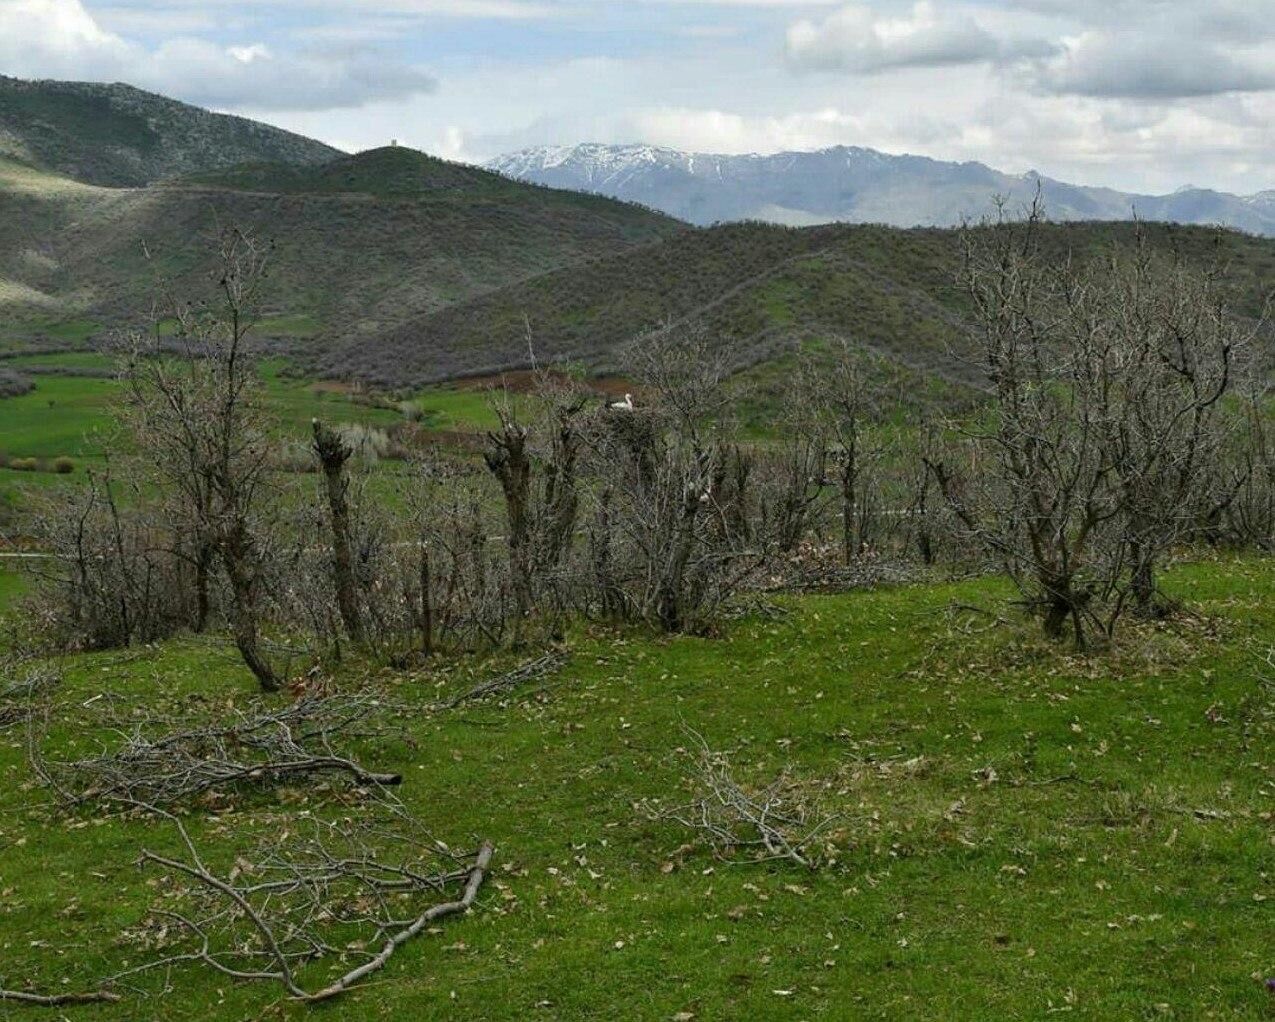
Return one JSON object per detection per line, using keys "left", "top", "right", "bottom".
{"left": 9, "top": 457, "right": 38, "bottom": 472}
{"left": 0, "top": 368, "right": 34, "bottom": 399}
{"left": 52, "top": 456, "right": 76, "bottom": 474}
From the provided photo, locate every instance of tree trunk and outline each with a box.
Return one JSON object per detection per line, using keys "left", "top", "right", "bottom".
{"left": 313, "top": 420, "right": 364, "bottom": 644}
{"left": 193, "top": 540, "right": 213, "bottom": 633}
{"left": 840, "top": 448, "right": 858, "bottom": 566}
{"left": 418, "top": 540, "right": 433, "bottom": 657}
{"left": 484, "top": 426, "right": 533, "bottom": 641}
{"left": 221, "top": 523, "right": 278, "bottom": 692}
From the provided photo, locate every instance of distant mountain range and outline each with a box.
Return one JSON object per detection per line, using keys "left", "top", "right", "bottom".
{"left": 487, "top": 143, "right": 1275, "bottom": 236}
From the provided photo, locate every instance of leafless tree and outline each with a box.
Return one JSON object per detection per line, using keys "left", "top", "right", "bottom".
{"left": 935, "top": 202, "right": 1247, "bottom": 647}
{"left": 934, "top": 202, "right": 1128, "bottom": 648}
{"left": 22, "top": 461, "right": 192, "bottom": 650}
{"left": 125, "top": 227, "right": 281, "bottom": 689}
{"left": 1098, "top": 232, "right": 1247, "bottom": 613}
{"left": 581, "top": 325, "right": 762, "bottom": 633}
{"left": 813, "top": 341, "right": 879, "bottom": 564}
{"left": 764, "top": 363, "right": 828, "bottom": 555}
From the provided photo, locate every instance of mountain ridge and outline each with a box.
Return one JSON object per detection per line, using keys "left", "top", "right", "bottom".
{"left": 486, "top": 143, "right": 1275, "bottom": 236}
{"left": 0, "top": 75, "right": 340, "bottom": 187}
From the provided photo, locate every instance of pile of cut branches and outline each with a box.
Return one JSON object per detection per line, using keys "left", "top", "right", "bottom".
{"left": 0, "top": 665, "right": 61, "bottom": 732}
{"left": 115, "top": 804, "right": 492, "bottom": 1002}
{"left": 647, "top": 726, "right": 838, "bottom": 869}
{"left": 31, "top": 694, "right": 404, "bottom": 808}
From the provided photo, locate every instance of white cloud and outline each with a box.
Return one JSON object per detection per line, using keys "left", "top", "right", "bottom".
{"left": 786, "top": 1, "right": 1051, "bottom": 74}
{"left": 632, "top": 106, "right": 869, "bottom": 153}
{"left": 0, "top": 0, "right": 437, "bottom": 109}
{"left": 0, "top": 0, "right": 133, "bottom": 78}
{"left": 228, "top": 42, "right": 271, "bottom": 62}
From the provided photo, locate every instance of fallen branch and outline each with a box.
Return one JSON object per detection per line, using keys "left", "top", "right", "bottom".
{"left": 117, "top": 803, "right": 493, "bottom": 1003}
{"left": 0, "top": 988, "right": 121, "bottom": 1006}
{"left": 646, "top": 724, "right": 837, "bottom": 869}
{"left": 444, "top": 650, "right": 568, "bottom": 708}
{"left": 32, "top": 694, "right": 403, "bottom": 808}
{"left": 301, "top": 840, "right": 494, "bottom": 1002}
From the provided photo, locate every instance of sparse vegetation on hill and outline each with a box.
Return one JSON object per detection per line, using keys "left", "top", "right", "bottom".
{"left": 0, "top": 75, "right": 338, "bottom": 186}
{"left": 0, "top": 150, "right": 683, "bottom": 344}
{"left": 321, "top": 217, "right": 1275, "bottom": 402}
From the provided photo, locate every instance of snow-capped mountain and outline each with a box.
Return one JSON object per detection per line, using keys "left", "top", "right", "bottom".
{"left": 487, "top": 143, "right": 1275, "bottom": 236}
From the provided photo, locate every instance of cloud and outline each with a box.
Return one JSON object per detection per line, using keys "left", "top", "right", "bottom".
{"left": 786, "top": 1, "right": 1052, "bottom": 74}
{"left": 631, "top": 106, "right": 869, "bottom": 153}
{"left": 1024, "top": 31, "right": 1275, "bottom": 99}
{"left": 0, "top": 0, "right": 437, "bottom": 110}
{"left": 0, "top": 0, "right": 133, "bottom": 79}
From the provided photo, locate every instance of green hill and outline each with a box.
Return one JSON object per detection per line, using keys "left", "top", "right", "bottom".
{"left": 319, "top": 217, "right": 1275, "bottom": 399}
{"left": 0, "top": 75, "right": 338, "bottom": 186}
{"left": 0, "top": 149, "right": 684, "bottom": 344}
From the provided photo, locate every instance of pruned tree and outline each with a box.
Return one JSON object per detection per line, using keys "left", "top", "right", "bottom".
{"left": 579, "top": 324, "right": 762, "bottom": 633}
{"left": 312, "top": 419, "right": 365, "bottom": 644}
{"left": 483, "top": 396, "right": 534, "bottom": 640}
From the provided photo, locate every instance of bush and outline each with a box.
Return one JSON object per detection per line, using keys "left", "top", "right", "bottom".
{"left": 52, "top": 456, "right": 76, "bottom": 474}
{"left": 0, "top": 367, "right": 34, "bottom": 399}
{"left": 8, "top": 457, "right": 38, "bottom": 472}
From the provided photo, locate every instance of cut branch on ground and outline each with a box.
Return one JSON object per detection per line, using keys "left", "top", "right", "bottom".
{"left": 646, "top": 725, "right": 838, "bottom": 869}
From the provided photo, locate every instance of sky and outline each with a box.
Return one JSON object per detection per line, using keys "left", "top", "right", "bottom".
{"left": 2, "top": 0, "right": 1274, "bottom": 195}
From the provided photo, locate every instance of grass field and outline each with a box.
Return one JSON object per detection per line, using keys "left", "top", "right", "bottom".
{"left": 0, "top": 556, "right": 1270, "bottom": 1019}
{"left": 0, "top": 357, "right": 403, "bottom": 461}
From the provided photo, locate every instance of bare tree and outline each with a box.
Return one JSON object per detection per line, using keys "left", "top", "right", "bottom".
{"left": 814, "top": 342, "right": 877, "bottom": 564}
{"left": 22, "top": 460, "right": 192, "bottom": 650}
{"left": 936, "top": 202, "right": 1126, "bottom": 648}
{"left": 579, "top": 325, "right": 761, "bottom": 633}
{"left": 126, "top": 227, "right": 281, "bottom": 689}
{"left": 937, "top": 203, "right": 1247, "bottom": 647}
{"left": 1099, "top": 231, "right": 1246, "bottom": 614}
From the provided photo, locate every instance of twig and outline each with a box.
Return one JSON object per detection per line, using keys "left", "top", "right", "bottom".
{"left": 0, "top": 988, "right": 121, "bottom": 1006}
{"left": 443, "top": 651, "right": 568, "bottom": 708}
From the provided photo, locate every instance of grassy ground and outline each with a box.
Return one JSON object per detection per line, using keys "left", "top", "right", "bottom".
{"left": 0, "top": 356, "right": 402, "bottom": 461}
{"left": 0, "top": 556, "right": 1270, "bottom": 1019}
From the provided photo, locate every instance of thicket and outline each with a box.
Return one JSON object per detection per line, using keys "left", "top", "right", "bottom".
{"left": 13, "top": 218, "right": 1274, "bottom": 682}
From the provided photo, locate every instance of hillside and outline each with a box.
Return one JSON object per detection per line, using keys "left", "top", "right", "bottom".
{"left": 0, "top": 146, "right": 684, "bottom": 343}
{"left": 319, "top": 218, "right": 1275, "bottom": 398}
{"left": 0, "top": 76, "right": 338, "bottom": 187}
{"left": 488, "top": 143, "right": 1275, "bottom": 236}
